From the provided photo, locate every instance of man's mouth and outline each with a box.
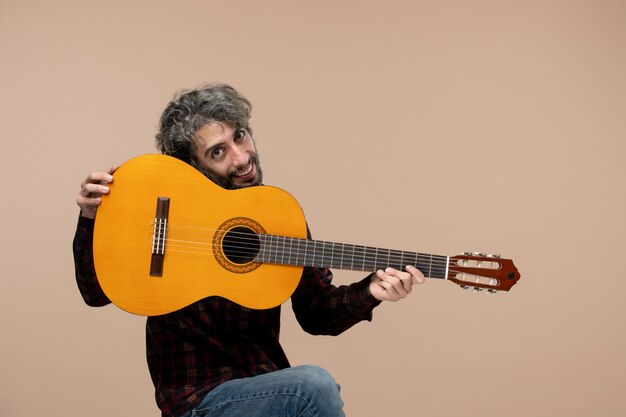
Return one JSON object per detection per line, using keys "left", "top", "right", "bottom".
{"left": 231, "top": 163, "right": 255, "bottom": 181}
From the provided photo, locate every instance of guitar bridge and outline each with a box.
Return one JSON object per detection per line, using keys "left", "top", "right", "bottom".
{"left": 150, "top": 197, "right": 170, "bottom": 277}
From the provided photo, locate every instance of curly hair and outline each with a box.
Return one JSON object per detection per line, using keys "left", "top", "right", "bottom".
{"left": 155, "top": 83, "right": 253, "bottom": 164}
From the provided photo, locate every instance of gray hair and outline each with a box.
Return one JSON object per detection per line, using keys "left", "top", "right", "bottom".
{"left": 155, "top": 83, "right": 253, "bottom": 164}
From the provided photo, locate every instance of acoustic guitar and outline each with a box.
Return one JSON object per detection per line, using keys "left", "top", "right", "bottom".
{"left": 93, "top": 154, "right": 520, "bottom": 316}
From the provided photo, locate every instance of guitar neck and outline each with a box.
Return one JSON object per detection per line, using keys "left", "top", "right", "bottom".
{"left": 256, "top": 235, "right": 449, "bottom": 279}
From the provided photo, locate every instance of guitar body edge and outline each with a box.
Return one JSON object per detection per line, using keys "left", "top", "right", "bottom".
{"left": 93, "top": 154, "right": 307, "bottom": 316}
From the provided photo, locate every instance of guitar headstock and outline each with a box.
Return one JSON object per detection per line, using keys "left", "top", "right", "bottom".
{"left": 448, "top": 252, "right": 520, "bottom": 293}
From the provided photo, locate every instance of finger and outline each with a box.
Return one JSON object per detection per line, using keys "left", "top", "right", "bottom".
{"left": 77, "top": 168, "right": 116, "bottom": 219}
{"left": 81, "top": 182, "right": 110, "bottom": 196}
{"left": 375, "top": 280, "right": 401, "bottom": 301}
{"left": 406, "top": 265, "right": 426, "bottom": 284}
{"left": 384, "top": 267, "right": 413, "bottom": 293}
{"left": 376, "top": 270, "right": 406, "bottom": 300}
{"left": 76, "top": 195, "right": 102, "bottom": 207}
{"left": 81, "top": 171, "right": 115, "bottom": 189}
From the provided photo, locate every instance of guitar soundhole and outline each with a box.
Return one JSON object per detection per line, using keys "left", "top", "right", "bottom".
{"left": 222, "top": 226, "right": 260, "bottom": 265}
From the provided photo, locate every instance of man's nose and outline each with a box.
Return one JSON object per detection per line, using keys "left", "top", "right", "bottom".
{"left": 231, "top": 146, "right": 249, "bottom": 167}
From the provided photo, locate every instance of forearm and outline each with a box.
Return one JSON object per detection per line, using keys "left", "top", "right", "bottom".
{"left": 291, "top": 267, "right": 381, "bottom": 335}
{"left": 73, "top": 214, "right": 111, "bottom": 307}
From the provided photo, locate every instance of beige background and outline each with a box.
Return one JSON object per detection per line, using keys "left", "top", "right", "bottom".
{"left": 2, "top": 1, "right": 625, "bottom": 416}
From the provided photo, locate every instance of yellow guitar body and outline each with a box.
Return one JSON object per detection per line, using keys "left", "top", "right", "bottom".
{"left": 93, "top": 154, "right": 307, "bottom": 316}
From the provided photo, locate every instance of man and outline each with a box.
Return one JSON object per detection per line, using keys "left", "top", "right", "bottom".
{"left": 74, "top": 84, "right": 424, "bottom": 417}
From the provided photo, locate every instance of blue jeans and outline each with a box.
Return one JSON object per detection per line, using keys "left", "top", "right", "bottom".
{"left": 179, "top": 365, "right": 345, "bottom": 417}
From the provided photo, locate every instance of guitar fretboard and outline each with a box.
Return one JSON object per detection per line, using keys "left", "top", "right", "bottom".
{"left": 256, "top": 235, "right": 449, "bottom": 279}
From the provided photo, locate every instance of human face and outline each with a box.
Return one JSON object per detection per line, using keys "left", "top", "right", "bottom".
{"left": 193, "top": 122, "right": 263, "bottom": 189}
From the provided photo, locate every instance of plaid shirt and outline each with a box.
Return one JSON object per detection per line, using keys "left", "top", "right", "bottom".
{"left": 73, "top": 215, "right": 381, "bottom": 417}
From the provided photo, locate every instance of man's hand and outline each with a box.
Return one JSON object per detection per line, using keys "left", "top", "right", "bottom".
{"left": 76, "top": 167, "right": 117, "bottom": 219}
{"left": 369, "top": 265, "right": 425, "bottom": 302}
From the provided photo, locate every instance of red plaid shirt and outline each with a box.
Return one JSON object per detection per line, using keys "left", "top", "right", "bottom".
{"left": 73, "top": 215, "right": 381, "bottom": 417}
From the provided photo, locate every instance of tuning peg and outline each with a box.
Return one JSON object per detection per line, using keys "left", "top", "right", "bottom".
{"left": 472, "top": 287, "right": 483, "bottom": 293}
{"left": 488, "top": 289, "right": 497, "bottom": 294}
{"left": 491, "top": 253, "right": 501, "bottom": 258}
{"left": 460, "top": 285, "right": 469, "bottom": 290}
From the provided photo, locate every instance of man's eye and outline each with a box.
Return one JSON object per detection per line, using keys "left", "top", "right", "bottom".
{"left": 212, "top": 148, "right": 224, "bottom": 158}
{"left": 235, "top": 130, "right": 246, "bottom": 141}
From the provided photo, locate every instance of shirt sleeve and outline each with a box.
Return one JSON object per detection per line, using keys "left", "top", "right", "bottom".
{"left": 291, "top": 266, "right": 381, "bottom": 336}
{"left": 72, "top": 214, "right": 111, "bottom": 307}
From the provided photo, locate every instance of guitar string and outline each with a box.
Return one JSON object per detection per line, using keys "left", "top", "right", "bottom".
{"left": 154, "top": 242, "right": 495, "bottom": 281}
{"left": 159, "top": 224, "right": 500, "bottom": 265}
{"left": 149, "top": 232, "right": 494, "bottom": 275}
{"left": 149, "top": 224, "right": 500, "bottom": 272}
{"left": 152, "top": 227, "right": 454, "bottom": 265}
{"left": 161, "top": 222, "right": 501, "bottom": 261}
{"left": 150, "top": 232, "right": 496, "bottom": 279}
{"left": 155, "top": 222, "right": 456, "bottom": 263}
{"left": 156, "top": 241, "right": 453, "bottom": 270}
{"left": 163, "top": 242, "right": 454, "bottom": 270}
{"left": 164, "top": 242, "right": 456, "bottom": 270}
{"left": 159, "top": 246, "right": 487, "bottom": 274}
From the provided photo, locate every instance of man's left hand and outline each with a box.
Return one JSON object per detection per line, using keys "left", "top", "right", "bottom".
{"left": 369, "top": 265, "right": 425, "bottom": 302}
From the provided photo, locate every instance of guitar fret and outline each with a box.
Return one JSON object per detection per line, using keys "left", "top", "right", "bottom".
{"left": 257, "top": 235, "right": 264, "bottom": 262}
{"left": 314, "top": 240, "right": 321, "bottom": 267}
{"left": 368, "top": 246, "right": 378, "bottom": 271}
{"left": 299, "top": 238, "right": 306, "bottom": 266}
{"left": 415, "top": 253, "right": 429, "bottom": 276}
{"left": 256, "top": 235, "right": 263, "bottom": 262}
{"left": 270, "top": 236, "right": 278, "bottom": 263}
{"left": 256, "top": 234, "right": 448, "bottom": 280}
{"left": 308, "top": 240, "right": 314, "bottom": 267}
{"left": 430, "top": 255, "right": 448, "bottom": 279}
{"left": 325, "top": 242, "right": 334, "bottom": 268}
{"left": 396, "top": 250, "right": 404, "bottom": 270}
{"left": 388, "top": 249, "right": 401, "bottom": 270}
{"left": 309, "top": 240, "right": 314, "bottom": 266}
{"left": 364, "top": 246, "right": 374, "bottom": 271}
{"left": 272, "top": 236, "right": 279, "bottom": 263}
{"left": 382, "top": 248, "right": 391, "bottom": 269}
{"left": 359, "top": 246, "right": 367, "bottom": 271}
{"left": 374, "top": 247, "right": 379, "bottom": 271}
{"left": 428, "top": 254, "right": 433, "bottom": 277}
{"left": 316, "top": 242, "right": 326, "bottom": 266}
{"left": 339, "top": 243, "right": 345, "bottom": 270}
{"left": 306, "top": 239, "right": 312, "bottom": 266}
{"left": 268, "top": 235, "right": 273, "bottom": 264}
{"left": 263, "top": 235, "right": 269, "bottom": 263}
{"left": 268, "top": 235, "right": 274, "bottom": 263}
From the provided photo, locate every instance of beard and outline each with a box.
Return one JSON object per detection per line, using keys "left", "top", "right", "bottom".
{"left": 195, "top": 153, "right": 263, "bottom": 190}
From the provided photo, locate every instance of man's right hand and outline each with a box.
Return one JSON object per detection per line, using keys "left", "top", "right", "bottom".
{"left": 76, "top": 167, "right": 118, "bottom": 219}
